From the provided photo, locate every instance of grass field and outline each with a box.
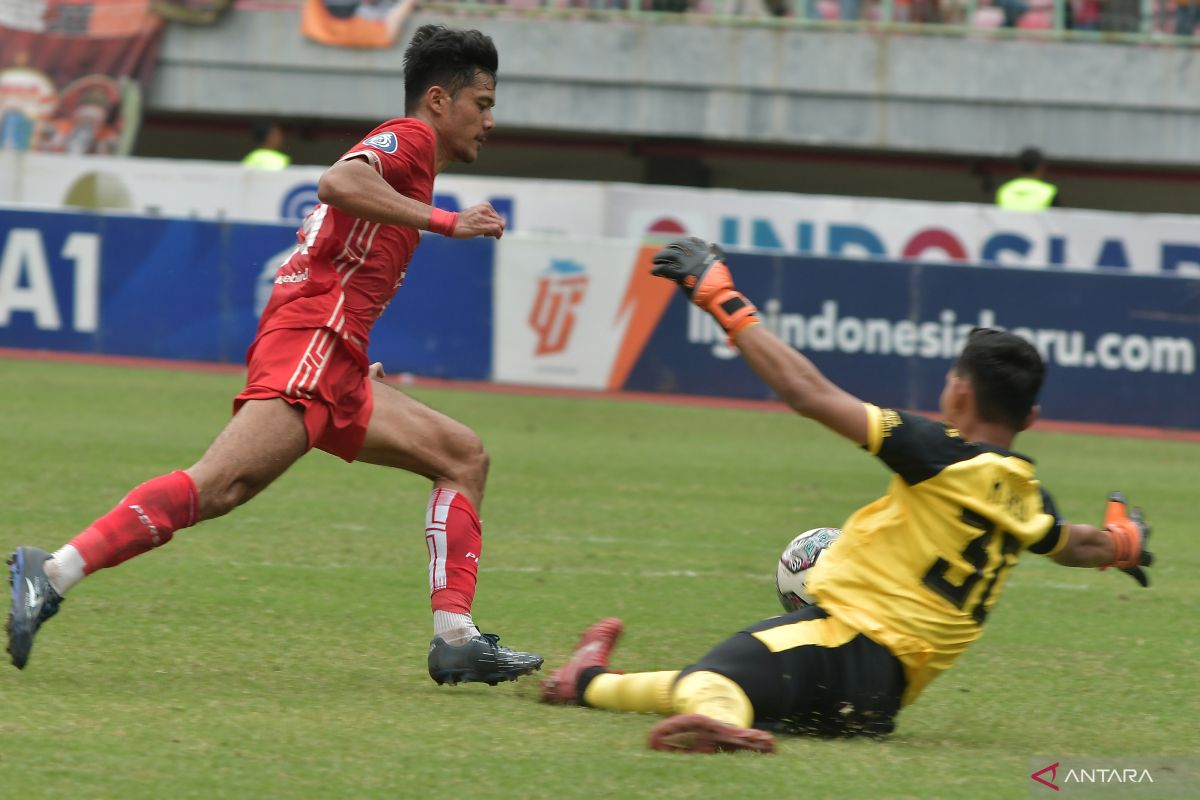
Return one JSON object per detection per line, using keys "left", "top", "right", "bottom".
{"left": 1, "top": 357, "right": 1197, "bottom": 799}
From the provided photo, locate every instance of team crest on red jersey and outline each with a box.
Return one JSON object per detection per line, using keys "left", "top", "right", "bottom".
{"left": 363, "top": 132, "right": 398, "bottom": 153}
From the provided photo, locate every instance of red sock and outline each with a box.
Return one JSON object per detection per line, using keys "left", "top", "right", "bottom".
{"left": 70, "top": 470, "right": 199, "bottom": 574}
{"left": 425, "top": 488, "right": 481, "bottom": 614}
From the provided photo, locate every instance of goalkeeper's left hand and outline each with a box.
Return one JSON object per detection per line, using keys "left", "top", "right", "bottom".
{"left": 1103, "top": 492, "right": 1154, "bottom": 587}
{"left": 650, "top": 237, "right": 760, "bottom": 340}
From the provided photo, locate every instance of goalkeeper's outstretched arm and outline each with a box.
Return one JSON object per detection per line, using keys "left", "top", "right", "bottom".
{"left": 1051, "top": 494, "right": 1153, "bottom": 587}
{"left": 1052, "top": 524, "right": 1116, "bottom": 567}
{"left": 649, "top": 237, "right": 869, "bottom": 446}
{"left": 733, "top": 324, "right": 870, "bottom": 447}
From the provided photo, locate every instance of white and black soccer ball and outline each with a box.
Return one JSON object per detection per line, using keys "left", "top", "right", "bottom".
{"left": 776, "top": 527, "right": 841, "bottom": 611}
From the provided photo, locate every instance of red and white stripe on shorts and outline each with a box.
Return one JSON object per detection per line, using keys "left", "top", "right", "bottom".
{"left": 282, "top": 290, "right": 346, "bottom": 400}
{"left": 282, "top": 213, "right": 381, "bottom": 401}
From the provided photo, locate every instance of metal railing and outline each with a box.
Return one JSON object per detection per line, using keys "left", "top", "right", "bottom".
{"left": 421, "top": 0, "right": 1200, "bottom": 45}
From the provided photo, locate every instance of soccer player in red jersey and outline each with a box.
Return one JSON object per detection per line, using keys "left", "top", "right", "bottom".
{"left": 6, "top": 24, "right": 543, "bottom": 684}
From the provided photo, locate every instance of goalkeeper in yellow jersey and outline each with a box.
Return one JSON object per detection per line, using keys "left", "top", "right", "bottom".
{"left": 540, "top": 237, "right": 1154, "bottom": 754}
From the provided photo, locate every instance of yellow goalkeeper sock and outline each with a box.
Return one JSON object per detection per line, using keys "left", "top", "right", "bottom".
{"left": 583, "top": 671, "right": 679, "bottom": 716}
{"left": 671, "top": 670, "right": 755, "bottom": 728}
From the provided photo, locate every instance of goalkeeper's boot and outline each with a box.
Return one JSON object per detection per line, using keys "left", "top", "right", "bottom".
{"left": 540, "top": 617, "right": 624, "bottom": 705}
{"left": 428, "top": 632, "right": 543, "bottom": 686}
{"left": 648, "top": 713, "right": 776, "bottom": 755}
{"left": 6, "top": 547, "right": 64, "bottom": 670}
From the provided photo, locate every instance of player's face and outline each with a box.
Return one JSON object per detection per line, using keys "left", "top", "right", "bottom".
{"left": 442, "top": 70, "right": 496, "bottom": 164}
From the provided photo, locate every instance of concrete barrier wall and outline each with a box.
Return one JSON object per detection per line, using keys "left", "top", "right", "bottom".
{"left": 152, "top": 9, "right": 1200, "bottom": 165}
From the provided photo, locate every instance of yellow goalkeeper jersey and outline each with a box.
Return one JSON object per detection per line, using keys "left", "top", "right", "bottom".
{"left": 806, "top": 404, "right": 1069, "bottom": 706}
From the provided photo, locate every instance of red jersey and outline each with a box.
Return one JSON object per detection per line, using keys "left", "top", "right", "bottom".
{"left": 256, "top": 117, "right": 437, "bottom": 363}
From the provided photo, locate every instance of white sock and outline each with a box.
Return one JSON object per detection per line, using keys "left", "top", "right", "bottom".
{"left": 45, "top": 545, "right": 86, "bottom": 596}
{"left": 433, "top": 610, "right": 479, "bottom": 645}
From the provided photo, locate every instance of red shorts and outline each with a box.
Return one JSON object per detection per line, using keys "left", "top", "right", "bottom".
{"left": 234, "top": 327, "right": 374, "bottom": 462}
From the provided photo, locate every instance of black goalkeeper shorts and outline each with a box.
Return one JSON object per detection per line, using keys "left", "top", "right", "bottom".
{"left": 678, "top": 604, "right": 906, "bottom": 737}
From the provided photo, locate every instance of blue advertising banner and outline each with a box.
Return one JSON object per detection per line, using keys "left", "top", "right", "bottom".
{"left": 0, "top": 209, "right": 281, "bottom": 362}
{"left": 5, "top": 210, "right": 1197, "bottom": 430}
{"left": 624, "top": 255, "right": 1200, "bottom": 430}
{"left": 0, "top": 208, "right": 494, "bottom": 379}
{"left": 370, "top": 236, "right": 493, "bottom": 380}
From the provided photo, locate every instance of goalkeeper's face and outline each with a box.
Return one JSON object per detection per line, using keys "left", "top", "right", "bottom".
{"left": 441, "top": 70, "right": 496, "bottom": 165}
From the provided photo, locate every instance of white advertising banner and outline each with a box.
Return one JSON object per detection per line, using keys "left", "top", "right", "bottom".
{"left": 604, "top": 184, "right": 1200, "bottom": 276}
{"left": 4, "top": 151, "right": 1199, "bottom": 274}
{"left": 426, "top": 173, "right": 604, "bottom": 237}
{"left": 492, "top": 235, "right": 674, "bottom": 390}
{"left": 1, "top": 152, "right": 605, "bottom": 234}
{"left": 5, "top": 152, "right": 325, "bottom": 220}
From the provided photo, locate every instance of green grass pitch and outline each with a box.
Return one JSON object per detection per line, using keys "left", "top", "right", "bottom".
{"left": 1, "top": 357, "right": 1196, "bottom": 798}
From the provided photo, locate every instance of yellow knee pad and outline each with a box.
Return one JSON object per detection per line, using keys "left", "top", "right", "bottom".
{"left": 671, "top": 670, "right": 754, "bottom": 728}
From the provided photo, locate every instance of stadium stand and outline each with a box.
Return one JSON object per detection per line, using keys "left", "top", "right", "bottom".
{"left": 224, "top": 0, "right": 1197, "bottom": 34}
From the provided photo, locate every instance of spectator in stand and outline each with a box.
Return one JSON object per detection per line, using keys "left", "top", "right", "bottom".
{"left": 803, "top": 0, "right": 859, "bottom": 20}
{"left": 995, "top": 147, "right": 1060, "bottom": 211}
{"left": 1178, "top": 0, "right": 1199, "bottom": 36}
{"left": 565, "top": 0, "right": 630, "bottom": 8}
{"left": 994, "top": 0, "right": 1027, "bottom": 27}
{"left": 891, "top": 0, "right": 942, "bottom": 23}
{"left": 1071, "top": 0, "right": 1101, "bottom": 30}
{"left": 729, "top": 0, "right": 788, "bottom": 16}
{"left": 242, "top": 121, "right": 290, "bottom": 171}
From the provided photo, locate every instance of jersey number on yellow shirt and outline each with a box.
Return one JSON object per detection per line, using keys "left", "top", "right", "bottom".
{"left": 922, "top": 507, "right": 1021, "bottom": 624}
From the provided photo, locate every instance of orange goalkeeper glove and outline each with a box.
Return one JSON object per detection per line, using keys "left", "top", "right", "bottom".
{"left": 1102, "top": 492, "right": 1153, "bottom": 587}
{"left": 650, "top": 237, "right": 760, "bottom": 340}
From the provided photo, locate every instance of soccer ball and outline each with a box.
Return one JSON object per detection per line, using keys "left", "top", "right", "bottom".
{"left": 776, "top": 527, "right": 841, "bottom": 611}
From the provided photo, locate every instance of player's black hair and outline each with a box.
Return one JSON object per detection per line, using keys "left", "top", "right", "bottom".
{"left": 953, "top": 328, "right": 1045, "bottom": 430}
{"left": 403, "top": 25, "right": 498, "bottom": 115}
{"left": 1017, "top": 147, "right": 1044, "bottom": 174}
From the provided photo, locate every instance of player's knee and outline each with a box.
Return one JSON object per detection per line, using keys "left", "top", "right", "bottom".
{"left": 195, "top": 477, "right": 259, "bottom": 520}
{"left": 435, "top": 432, "right": 487, "bottom": 499}
{"left": 471, "top": 443, "right": 490, "bottom": 483}
{"left": 455, "top": 436, "right": 489, "bottom": 486}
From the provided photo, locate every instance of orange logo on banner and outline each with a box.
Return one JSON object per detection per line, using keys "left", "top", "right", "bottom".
{"left": 605, "top": 243, "right": 680, "bottom": 391}
{"left": 528, "top": 260, "right": 588, "bottom": 357}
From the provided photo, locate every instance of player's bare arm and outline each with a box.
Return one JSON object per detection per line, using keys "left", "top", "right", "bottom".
{"left": 1051, "top": 494, "right": 1153, "bottom": 586}
{"left": 733, "top": 325, "right": 869, "bottom": 446}
{"left": 650, "top": 237, "right": 869, "bottom": 446}
{"left": 1051, "top": 524, "right": 1115, "bottom": 567}
{"left": 317, "top": 157, "right": 436, "bottom": 227}
{"left": 317, "top": 158, "right": 503, "bottom": 239}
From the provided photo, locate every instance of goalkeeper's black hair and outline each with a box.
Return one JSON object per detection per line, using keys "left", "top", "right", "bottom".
{"left": 953, "top": 328, "right": 1045, "bottom": 430}
{"left": 403, "top": 25, "right": 498, "bottom": 115}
